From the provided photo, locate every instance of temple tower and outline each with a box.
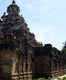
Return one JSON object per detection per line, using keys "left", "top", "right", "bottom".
{"left": 0, "top": 0, "right": 40, "bottom": 80}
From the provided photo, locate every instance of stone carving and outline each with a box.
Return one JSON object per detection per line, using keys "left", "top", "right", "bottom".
{"left": 0, "top": 0, "right": 39, "bottom": 80}
{"left": 0, "top": 1, "right": 64, "bottom": 80}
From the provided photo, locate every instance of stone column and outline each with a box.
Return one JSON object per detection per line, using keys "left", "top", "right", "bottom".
{"left": 11, "top": 58, "right": 19, "bottom": 80}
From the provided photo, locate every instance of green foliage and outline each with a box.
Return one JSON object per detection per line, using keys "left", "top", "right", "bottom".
{"left": 63, "top": 76, "right": 66, "bottom": 80}
{"left": 62, "top": 41, "right": 66, "bottom": 52}
{"left": 37, "top": 77, "right": 52, "bottom": 80}
{"left": 48, "top": 77, "right": 51, "bottom": 80}
{"left": 57, "top": 76, "right": 66, "bottom": 80}
{"left": 37, "top": 76, "right": 66, "bottom": 80}
{"left": 57, "top": 77, "right": 62, "bottom": 80}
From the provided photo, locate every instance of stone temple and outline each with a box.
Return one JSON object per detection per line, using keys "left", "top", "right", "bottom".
{"left": 0, "top": 0, "right": 42, "bottom": 80}
{"left": 0, "top": 0, "right": 65, "bottom": 80}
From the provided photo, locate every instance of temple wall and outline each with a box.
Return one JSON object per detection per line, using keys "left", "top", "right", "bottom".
{"left": 0, "top": 50, "right": 19, "bottom": 80}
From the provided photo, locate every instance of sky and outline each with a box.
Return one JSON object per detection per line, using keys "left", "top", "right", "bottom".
{"left": 0, "top": 0, "right": 66, "bottom": 50}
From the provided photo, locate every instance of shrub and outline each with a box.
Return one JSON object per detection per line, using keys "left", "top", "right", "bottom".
{"left": 57, "top": 77, "right": 62, "bottom": 80}
{"left": 37, "top": 77, "right": 51, "bottom": 80}
{"left": 63, "top": 76, "right": 66, "bottom": 80}
{"left": 48, "top": 77, "right": 51, "bottom": 80}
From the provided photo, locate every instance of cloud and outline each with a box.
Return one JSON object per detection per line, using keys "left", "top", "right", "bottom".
{"left": 30, "top": 23, "right": 63, "bottom": 50}
{"left": 30, "top": 24, "right": 55, "bottom": 43}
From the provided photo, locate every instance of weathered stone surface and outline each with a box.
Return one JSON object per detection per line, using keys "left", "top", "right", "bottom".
{"left": 0, "top": 0, "right": 64, "bottom": 80}
{"left": 0, "top": 0, "right": 36, "bottom": 80}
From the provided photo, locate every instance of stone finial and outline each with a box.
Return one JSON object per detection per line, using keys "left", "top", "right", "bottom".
{"left": 7, "top": 0, "right": 20, "bottom": 15}
{"left": 12, "top": 0, "right": 16, "bottom": 4}
{"left": 3, "top": 12, "right": 6, "bottom": 16}
{"left": 1, "top": 12, "right": 6, "bottom": 19}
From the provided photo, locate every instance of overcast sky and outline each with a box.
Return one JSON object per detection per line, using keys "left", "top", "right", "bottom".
{"left": 0, "top": 0, "right": 66, "bottom": 50}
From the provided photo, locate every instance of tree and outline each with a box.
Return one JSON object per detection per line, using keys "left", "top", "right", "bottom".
{"left": 61, "top": 41, "right": 66, "bottom": 54}
{"left": 61, "top": 41, "right": 66, "bottom": 69}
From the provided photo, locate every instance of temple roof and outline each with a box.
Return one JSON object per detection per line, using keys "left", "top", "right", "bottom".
{"left": 0, "top": 0, "right": 41, "bottom": 48}
{"left": 7, "top": 0, "right": 20, "bottom": 15}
